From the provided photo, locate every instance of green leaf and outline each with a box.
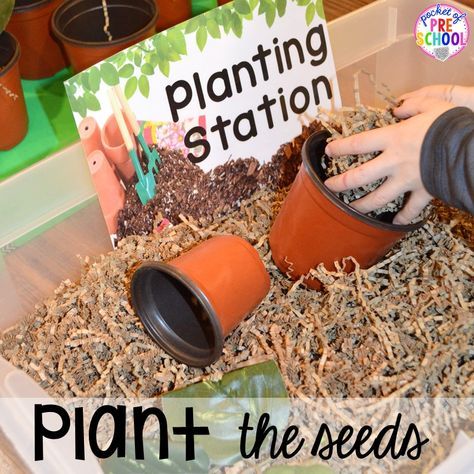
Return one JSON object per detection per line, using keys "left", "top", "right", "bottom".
{"left": 222, "top": 8, "right": 233, "bottom": 34}
{"left": 118, "top": 64, "right": 134, "bottom": 78}
{"left": 167, "top": 49, "right": 181, "bottom": 62}
{"left": 276, "top": 0, "right": 287, "bottom": 17}
{"left": 76, "top": 96, "right": 87, "bottom": 118}
{"left": 249, "top": 0, "right": 259, "bottom": 10}
{"left": 100, "top": 62, "right": 119, "bottom": 86}
{"left": 88, "top": 66, "right": 101, "bottom": 92}
{"left": 196, "top": 26, "right": 208, "bottom": 51}
{"left": 141, "top": 63, "right": 154, "bottom": 76}
{"left": 149, "top": 53, "right": 160, "bottom": 67}
{"left": 265, "top": 4, "right": 276, "bottom": 27}
{"left": 0, "top": 0, "right": 14, "bottom": 33}
{"left": 114, "top": 53, "right": 126, "bottom": 69}
{"left": 162, "top": 361, "right": 289, "bottom": 466}
{"left": 231, "top": 13, "right": 243, "bottom": 38}
{"left": 234, "top": 0, "right": 251, "bottom": 15}
{"left": 155, "top": 35, "right": 171, "bottom": 58}
{"left": 297, "top": 0, "right": 311, "bottom": 5}
{"left": 84, "top": 92, "right": 101, "bottom": 111}
{"left": 138, "top": 75, "right": 150, "bottom": 98}
{"left": 316, "top": 0, "right": 325, "bottom": 19}
{"left": 102, "top": 441, "right": 209, "bottom": 474}
{"left": 184, "top": 17, "right": 199, "bottom": 33}
{"left": 167, "top": 29, "right": 187, "bottom": 55}
{"left": 80, "top": 72, "right": 90, "bottom": 91}
{"left": 207, "top": 18, "right": 221, "bottom": 39}
{"left": 124, "top": 76, "right": 138, "bottom": 99}
{"left": 158, "top": 58, "right": 170, "bottom": 77}
{"left": 305, "top": 3, "right": 316, "bottom": 25}
{"left": 264, "top": 463, "right": 335, "bottom": 474}
{"left": 133, "top": 51, "right": 142, "bottom": 67}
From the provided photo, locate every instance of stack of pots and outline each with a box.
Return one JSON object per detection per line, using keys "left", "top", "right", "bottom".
{"left": 2, "top": 0, "right": 160, "bottom": 150}
{"left": 7, "top": 0, "right": 68, "bottom": 80}
{"left": 0, "top": 31, "right": 28, "bottom": 150}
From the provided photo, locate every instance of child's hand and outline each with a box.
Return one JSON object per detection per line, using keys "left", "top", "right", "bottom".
{"left": 398, "top": 85, "right": 474, "bottom": 111}
{"left": 324, "top": 100, "right": 454, "bottom": 225}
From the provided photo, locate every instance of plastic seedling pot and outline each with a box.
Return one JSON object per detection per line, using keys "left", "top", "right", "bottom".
{"left": 155, "top": 0, "right": 192, "bottom": 32}
{"left": 7, "top": 0, "right": 68, "bottom": 79}
{"left": 52, "top": 0, "right": 157, "bottom": 73}
{"left": 269, "top": 130, "right": 425, "bottom": 290}
{"left": 0, "top": 32, "right": 28, "bottom": 151}
{"left": 130, "top": 235, "right": 271, "bottom": 367}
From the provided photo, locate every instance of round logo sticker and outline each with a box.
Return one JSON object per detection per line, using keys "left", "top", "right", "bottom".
{"left": 415, "top": 3, "right": 470, "bottom": 61}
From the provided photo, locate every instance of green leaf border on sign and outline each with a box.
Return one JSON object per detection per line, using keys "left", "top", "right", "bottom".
{"left": 65, "top": 0, "right": 326, "bottom": 117}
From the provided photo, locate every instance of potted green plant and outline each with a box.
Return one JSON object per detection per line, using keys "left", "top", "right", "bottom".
{"left": 0, "top": 0, "right": 28, "bottom": 151}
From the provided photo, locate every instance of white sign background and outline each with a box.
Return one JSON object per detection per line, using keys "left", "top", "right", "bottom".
{"left": 67, "top": 2, "right": 340, "bottom": 172}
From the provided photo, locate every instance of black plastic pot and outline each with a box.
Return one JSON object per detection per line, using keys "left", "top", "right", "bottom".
{"left": 52, "top": 0, "right": 157, "bottom": 72}
{"left": 130, "top": 236, "right": 271, "bottom": 367}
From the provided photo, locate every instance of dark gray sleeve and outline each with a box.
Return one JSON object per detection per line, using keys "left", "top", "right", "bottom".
{"left": 420, "top": 106, "right": 474, "bottom": 214}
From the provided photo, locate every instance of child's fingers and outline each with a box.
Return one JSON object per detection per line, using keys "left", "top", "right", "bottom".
{"left": 325, "top": 127, "right": 389, "bottom": 157}
{"left": 394, "top": 97, "right": 451, "bottom": 118}
{"left": 393, "top": 190, "right": 432, "bottom": 225}
{"left": 324, "top": 153, "right": 394, "bottom": 193}
{"left": 394, "top": 96, "right": 431, "bottom": 118}
{"left": 350, "top": 178, "right": 406, "bottom": 214}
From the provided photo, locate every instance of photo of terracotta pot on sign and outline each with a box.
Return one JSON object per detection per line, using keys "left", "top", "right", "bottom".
{"left": 52, "top": 0, "right": 157, "bottom": 73}
{"left": 269, "top": 130, "right": 425, "bottom": 290}
{"left": 7, "top": 0, "right": 68, "bottom": 79}
{"left": 130, "top": 235, "right": 271, "bottom": 367}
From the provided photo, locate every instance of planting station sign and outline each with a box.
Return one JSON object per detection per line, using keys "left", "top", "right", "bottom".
{"left": 65, "top": 0, "right": 341, "bottom": 238}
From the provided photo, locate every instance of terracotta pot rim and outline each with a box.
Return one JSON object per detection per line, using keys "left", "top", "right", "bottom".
{"left": 13, "top": 0, "right": 54, "bottom": 13}
{"left": 302, "top": 130, "right": 426, "bottom": 233}
{"left": 0, "top": 32, "right": 20, "bottom": 78}
{"left": 51, "top": 0, "right": 157, "bottom": 48}
{"left": 131, "top": 261, "right": 224, "bottom": 368}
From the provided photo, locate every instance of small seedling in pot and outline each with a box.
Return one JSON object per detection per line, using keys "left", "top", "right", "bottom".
{"left": 101, "top": 0, "right": 112, "bottom": 41}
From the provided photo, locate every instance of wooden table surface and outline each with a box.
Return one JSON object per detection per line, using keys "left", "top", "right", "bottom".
{"left": 1, "top": 0, "right": 473, "bottom": 329}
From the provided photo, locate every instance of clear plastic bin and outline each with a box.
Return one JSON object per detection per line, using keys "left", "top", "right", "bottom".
{"left": 1, "top": 0, "right": 473, "bottom": 329}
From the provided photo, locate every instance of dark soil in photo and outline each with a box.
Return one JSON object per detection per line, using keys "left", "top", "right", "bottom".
{"left": 117, "top": 121, "right": 325, "bottom": 240}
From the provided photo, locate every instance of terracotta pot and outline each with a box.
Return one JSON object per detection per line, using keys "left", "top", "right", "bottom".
{"left": 87, "top": 150, "right": 125, "bottom": 234}
{"left": 101, "top": 114, "right": 136, "bottom": 183}
{"left": 0, "top": 32, "right": 28, "bottom": 151}
{"left": 52, "top": 0, "right": 157, "bottom": 73}
{"left": 269, "top": 130, "right": 424, "bottom": 290}
{"left": 155, "top": 0, "right": 191, "bottom": 32}
{"left": 79, "top": 116, "right": 104, "bottom": 157}
{"left": 7, "top": 0, "right": 68, "bottom": 79}
{"left": 217, "top": 0, "right": 232, "bottom": 5}
{"left": 131, "top": 235, "right": 270, "bottom": 367}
